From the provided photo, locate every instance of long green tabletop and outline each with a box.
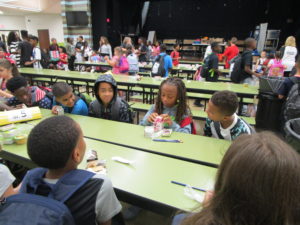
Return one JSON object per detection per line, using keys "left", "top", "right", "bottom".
{"left": 0, "top": 135, "right": 216, "bottom": 215}
{"left": 19, "top": 68, "right": 258, "bottom": 98}
{"left": 28, "top": 109, "right": 230, "bottom": 167}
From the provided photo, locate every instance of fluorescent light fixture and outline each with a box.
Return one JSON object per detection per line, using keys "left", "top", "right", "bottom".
{"left": 0, "top": 10, "right": 3, "bottom": 14}
{"left": 0, "top": 3, "right": 41, "bottom": 12}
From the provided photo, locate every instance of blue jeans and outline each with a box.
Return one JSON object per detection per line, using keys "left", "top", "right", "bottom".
{"left": 172, "top": 213, "right": 187, "bottom": 225}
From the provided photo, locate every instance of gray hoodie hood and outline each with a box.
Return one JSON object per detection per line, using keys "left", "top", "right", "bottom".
{"left": 94, "top": 74, "right": 118, "bottom": 103}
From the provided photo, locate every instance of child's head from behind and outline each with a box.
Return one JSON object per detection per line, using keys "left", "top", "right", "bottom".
{"left": 95, "top": 74, "right": 117, "bottom": 106}
{"left": 0, "top": 59, "right": 20, "bottom": 79}
{"left": 206, "top": 91, "right": 238, "bottom": 122}
{"left": 156, "top": 77, "right": 189, "bottom": 122}
{"left": 53, "top": 82, "right": 75, "bottom": 107}
{"left": 274, "top": 51, "right": 282, "bottom": 60}
{"left": 183, "top": 132, "right": 300, "bottom": 225}
{"left": 114, "top": 47, "right": 122, "bottom": 57}
{"left": 160, "top": 44, "right": 167, "bottom": 53}
{"left": 28, "top": 116, "right": 85, "bottom": 170}
{"left": 245, "top": 37, "right": 257, "bottom": 50}
{"left": 211, "top": 42, "right": 221, "bottom": 53}
{"left": 6, "top": 76, "right": 31, "bottom": 104}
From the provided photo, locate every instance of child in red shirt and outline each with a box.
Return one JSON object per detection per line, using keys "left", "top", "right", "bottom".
{"left": 170, "top": 44, "right": 180, "bottom": 67}
{"left": 57, "top": 46, "right": 68, "bottom": 70}
{"left": 223, "top": 37, "right": 239, "bottom": 69}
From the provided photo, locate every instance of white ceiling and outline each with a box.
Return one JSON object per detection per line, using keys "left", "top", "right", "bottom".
{"left": 0, "top": 0, "right": 61, "bottom": 16}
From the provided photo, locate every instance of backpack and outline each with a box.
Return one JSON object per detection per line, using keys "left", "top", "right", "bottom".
{"left": 230, "top": 54, "right": 243, "bottom": 83}
{"left": 40, "top": 49, "right": 50, "bottom": 69}
{"left": 0, "top": 168, "right": 94, "bottom": 225}
{"left": 50, "top": 50, "right": 60, "bottom": 62}
{"left": 268, "top": 59, "right": 285, "bottom": 76}
{"left": 213, "top": 118, "right": 255, "bottom": 139}
{"left": 67, "top": 92, "right": 92, "bottom": 113}
{"left": 119, "top": 56, "right": 129, "bottom": 74}
{"left": 180, "top": 116, "right": 197, "bottom": 134}
{"left": 127, "top": 54, "right": 139, "bottom": 73}
{"left": 201, "top": 54, "right": 216, "bottom": 80}
{"left": 283, "top": 77, "right": 300, "bottom": 122}
{"left": 151, "top": 55, "right": 166, "bottom": 77}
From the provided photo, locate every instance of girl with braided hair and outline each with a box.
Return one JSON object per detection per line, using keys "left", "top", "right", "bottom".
{"left": 140, "top": 77, "right": 195, "bottom": 134}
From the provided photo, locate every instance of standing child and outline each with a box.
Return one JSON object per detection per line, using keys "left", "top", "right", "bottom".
{"left": 27, "top": 36, "right": 42, "bottom": 69}
{"left": 126, "top": 45, "right": 139, "bottom": 75}
{"left": 201, "top": 42, "right": 221, "bottom": 82}
{"left": 170, "top": 44, "right": 180, "bottom": 67}
{"left": 89, "top": 74, "right": 133, "bottom": 123}
{"left": 223, "top": 37, "right": 239, "bottom": 69}
{"left": 204, "top": 91, "right": 253, "bottom": 141}
{"left": 57, "top": 46, "right": 68, "bottom": 70}
{"left": 255, "top": 50, "right": 268, "bottom": 73}
{"left": 105, "top": 47, "right": 129, "bottom": 74}
{"left": 267, "top": 51, "right": 286, "bottom": 77}
{"left": 151, "top": 41, "right": 161, "bottom": 59}
{"left": 98, "top": 36, "right": 112, "bottom": 59}
{"left": 51, "top": 82, "right": 88, "bottom": 116}
{"left": 140, "top": 77, "right": 194, "bottom": 134}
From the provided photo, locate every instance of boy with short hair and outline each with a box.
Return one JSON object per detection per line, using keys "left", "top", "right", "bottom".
{"left": 204, "top": 91, "right": 253, "bottom": 140}
{"left": 52, "top": 82, "right": 88, "bottom": 116}
{"left": 5, "top": 76, "right": 52, "bottom": 109}
{"left": 22, "top": 116, "right": 121, "bottom": 224}
{"left": 155, "top": 44, "right": 173, "bottom": 77}
{"left": 201, "top": 42, "right": 221, "bottom": 82}
{"left": 18, "top": 30, "right": 33, "bottom": 67}
{"left": 223, "top": 37, "right": 239, "bottom": 69}
{"left": 89, "top": 74, "right": 133, "bottom": 123}
{"left": 26, "top": 36, "right": 42, "bottom": 68}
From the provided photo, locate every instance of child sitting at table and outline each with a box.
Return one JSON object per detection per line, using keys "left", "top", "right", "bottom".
{"left": 3, "top": 76, "right": 52, "bottom": 110}
{"left": 51, "top": 82, "right": 88, "bottom": 116}
{"left": 173, "top": 132, "right": 300, "bottom": 225}
{"left": 140, "top": 77, "right": 194, "bottom": 134}
{"left": 0, "top": 163, "right": 19, "bottom": 200}
{"left": 255, "top": 50, "right": 268, "bottom": 73}
{"left": 20, "top": 116, "right": 122, "bottom": 224}
{"left": 170, "top": 44, "right": 180, "bottom": 67}
{"left": 204, "top": 90, "right": 253, "bottom": 140}
{"left": 0, "top": 58, "right": 20, "bottom": 98}
{"left": 89, "top": 74, "right": 133, "bottom": 123}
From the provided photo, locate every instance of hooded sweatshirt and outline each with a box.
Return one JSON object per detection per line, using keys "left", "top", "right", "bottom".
{"left": 89, "top": 74, "right": 132, "bottom": 123}
{"left": 139, "top": 104, "right": 192, "bottom": 134}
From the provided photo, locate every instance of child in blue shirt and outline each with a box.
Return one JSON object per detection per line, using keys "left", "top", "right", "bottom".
{"left": 140, "top": 77, "right": 193, "bottom": 134}
{"left": 51, "top": 82, "right": 88, "bottom": 116}
{"left": 156, "top": 44, "right": 173, "bottom": 77}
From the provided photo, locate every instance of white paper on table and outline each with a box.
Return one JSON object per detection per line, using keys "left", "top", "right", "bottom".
{"left": 184, "top": 185, "right": 204, "bottom": 203}
{"left": 112, "top": 156, "right": 134, "bottom": 165}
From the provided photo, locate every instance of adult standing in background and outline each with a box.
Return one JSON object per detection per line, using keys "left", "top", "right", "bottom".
{"left": 280, "top": 36, "right": 298, "bottom": 77}
{"left": 7, "top": 31, "right": 21, "bottom": 67}
{"left": 65, "top": 37, "right": 75, "bottom": 71}
{"left": 75, "top": 35, "right": 85, "bottom": 62}
{"left": 121, "top": 37, "right": 133, "bottom": 52}
{"left": 18, "top": 30, "right": 33, "bottom": 67}
{"left": 99, "top": 36, "right": 112, "bottom": 59}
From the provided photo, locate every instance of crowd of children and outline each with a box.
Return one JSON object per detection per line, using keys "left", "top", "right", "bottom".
{"left": 0, "top": 30, "right": 300, "bottom": 225}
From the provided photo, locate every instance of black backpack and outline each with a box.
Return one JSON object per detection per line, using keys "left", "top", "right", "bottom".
{"left": 39, "top": 48, "right": 50, "bottom": 69}
{"left": 230, "top": 54, "right": 243, "bottom": 83}
{"left": 283, "top": 77, "right": 300, "bottom": 122}
{"left": 151, "top": 55, "right": 166, "bottom": 77}
{"left": 201, "top": 54, "right": 217, "bottom": 81}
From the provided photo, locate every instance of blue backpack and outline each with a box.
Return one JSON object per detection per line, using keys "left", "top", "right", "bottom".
{"left": 0, "top": 168, "right": 94, "bottom": 225}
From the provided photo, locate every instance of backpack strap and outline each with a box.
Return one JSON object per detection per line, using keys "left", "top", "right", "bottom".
{"left": 213, "top": 121, "right": 224, "bottom": 139}
{"left": 180, "top": 116, "right": 196, "bottom": 134}
{"left": 239, "top": 118, "right": 256, "bottom": 134}
{"left": 21, "top": 168, "right": 95, "bottom": 203}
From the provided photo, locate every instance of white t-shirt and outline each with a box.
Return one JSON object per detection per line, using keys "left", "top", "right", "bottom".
{"left": 32, "top": 47, "right": 42, "bottom": 69}
{"left": 43, "top": 173, "right": 121, "bottom": 223}
{"left": 282, "top": 46, "right": 298, "bottom": 71}
{"left": 99, "top": 44, "right": 112, "bottom": 59}
{"left": 204, "top": 45, "right": 212, "bottom": 59}
{"left": 0, "top": 164, "right": 15, "bottom": 198}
